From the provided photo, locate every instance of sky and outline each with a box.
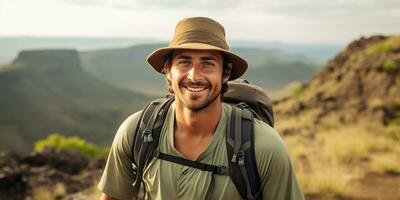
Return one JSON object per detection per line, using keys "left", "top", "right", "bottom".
{"left": 0, "top": 0, "right": 399, "bottom": 44}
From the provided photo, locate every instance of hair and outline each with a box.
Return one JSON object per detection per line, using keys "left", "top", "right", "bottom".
{"left": 162, "top": 51, "right": 230, "bottom": 95}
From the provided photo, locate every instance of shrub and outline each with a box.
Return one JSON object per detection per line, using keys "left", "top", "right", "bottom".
{"left": 373, "top": 59, "right": 398, "bottom": 72}
{"left": 35, "top": 133, "right": 108, "bottom": 157}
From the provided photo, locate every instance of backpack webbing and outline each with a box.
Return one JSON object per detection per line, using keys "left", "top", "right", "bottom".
{"left": 227, "top": 104, "right": 261, "bottom": 200}
{"left": 131, "top": 97, "right": 174, "bottom": 195}
{"left": 132, "top": 98, "right": 261, "bottom": 200}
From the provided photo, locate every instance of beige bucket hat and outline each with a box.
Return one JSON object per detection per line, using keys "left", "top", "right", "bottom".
{"left": 146, "top": 17, "right": 248, "bottom": 80}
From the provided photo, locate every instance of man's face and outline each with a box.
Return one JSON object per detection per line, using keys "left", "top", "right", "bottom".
{"left": 166, "top": 49, "right": 229, "bottom": 111}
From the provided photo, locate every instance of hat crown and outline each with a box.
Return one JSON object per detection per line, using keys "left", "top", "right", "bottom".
{"left": 169, "top": 17, "right": 229, "bottom": 50}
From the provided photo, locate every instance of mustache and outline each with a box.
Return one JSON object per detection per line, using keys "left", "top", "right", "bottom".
{"left": 182, "top": 79, "right": 209, "bottom": 87}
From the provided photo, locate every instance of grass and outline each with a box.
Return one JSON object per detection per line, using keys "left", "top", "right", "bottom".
{"left": 383, "top": 118, "right": 400, "bottom": 140}
{"left": 292, "top": 87, "right": 305, "bottom": 98}
{"left": 31, "top": 183, "right": 66, "bottom": 200}
{"left": 277, "top": 115, "right": 399, "bottom": 198}
{"left": 367, "top": 36, "right": 400, "bottom": 54}
{"left": 297, "top": 163, "right": 349, "bottom": 198}
{"left": 315, "top": 125, "right": 394, "bottom": 164}
{"left": 373, "top": 59, "right": 398, "bottom": 72}
{"left": 371, "top": 154, "right": 400, "bottom": 175}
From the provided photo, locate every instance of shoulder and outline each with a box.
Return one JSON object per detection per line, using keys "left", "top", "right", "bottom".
{"left": 111, "top": 110, "right": 143, "bottom": 158}
{"left": 252, "top": 119, "right": 292, "bottom": 175}
{"left": 253, "top": 119, "right": 287, "bottom": 154}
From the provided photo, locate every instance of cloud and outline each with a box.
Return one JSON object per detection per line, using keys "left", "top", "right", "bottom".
{"left": 109, "top": 0, "right": 243, "bottom": 10}
{"left": 60, "top": 0, "right": 108, "bottom": 6}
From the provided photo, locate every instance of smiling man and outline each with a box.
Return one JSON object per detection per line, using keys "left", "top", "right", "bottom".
{"left": 98, "top": 17, "right": 304, "bottom": 200}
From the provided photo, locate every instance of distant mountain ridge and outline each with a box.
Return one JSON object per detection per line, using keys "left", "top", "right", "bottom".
{"left": 0, "top": 37, "right": 342, "bottom": 65}
{"left": 80, "top": 43, "right": 321, "bottom": 94}
{"left": 0, "top": 49, "right": 152, "bottom": 154}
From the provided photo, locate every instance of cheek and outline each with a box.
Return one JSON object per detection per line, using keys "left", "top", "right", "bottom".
{"left": 169, "top": 69, "right": 184, "bottom": 85}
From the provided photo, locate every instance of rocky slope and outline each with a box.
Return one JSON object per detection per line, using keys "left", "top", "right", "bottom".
{"left": 0, "top": 148, "right": 104, "bottom": 200}
{"left": 273, "top": 35, "right": 400, "bottom": 199}
{"left": 275, "top": 35, "right": 400, "bottom": 135}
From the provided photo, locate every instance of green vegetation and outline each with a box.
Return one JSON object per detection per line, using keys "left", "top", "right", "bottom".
{"left": 292, "top": 87, "right": 305, "bottom": 98}
{"left": 0, "top": 49, "right": 151, "bottom": 154}
{"left": 35, "top": 133, "right": 109, "bottom": 157}
{"left": 373, "top": 59, "right": 398, "bottom": 72}
{"left": 368, "top": 36, "right": 400, "bottom": 54}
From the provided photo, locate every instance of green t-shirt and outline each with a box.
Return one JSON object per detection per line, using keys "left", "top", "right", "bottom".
{"left": 98, "top": 102, "right": 304, "bottom": 200}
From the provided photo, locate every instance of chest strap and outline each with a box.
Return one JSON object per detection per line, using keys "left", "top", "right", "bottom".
{"left": 155, "top": 151, "right": 229, "bottom": 175}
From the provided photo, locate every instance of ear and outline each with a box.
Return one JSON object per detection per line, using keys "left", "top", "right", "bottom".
{"left": 222, "top": 63, "right": 232, "bottom": 83}
{"left": 165, "top": 70, "right": 172, "bottom": 81}
{"left": 163, "top": 63, "right": 172, "bottom": 81}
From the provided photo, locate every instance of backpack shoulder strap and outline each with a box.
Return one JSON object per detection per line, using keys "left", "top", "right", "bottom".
{"left": 131, "top": 97, "right": 174, "bottom": 194}
{"left": 226, "top": 103, "right": 262, "bottom": 200}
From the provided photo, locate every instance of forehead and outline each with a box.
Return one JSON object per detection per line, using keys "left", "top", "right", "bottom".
{"left": 172, "top": 49, "right": 223, "bottom": 60}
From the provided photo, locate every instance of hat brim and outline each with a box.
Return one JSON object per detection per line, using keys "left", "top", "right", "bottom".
{"left": 146, "top": 42, "right": 248, "bottom": 80}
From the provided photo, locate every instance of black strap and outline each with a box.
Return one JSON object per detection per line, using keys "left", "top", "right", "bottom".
{"left": 226, "top": 104, "right": 262, "bottom": 200}
{"left": 157, "top": 151, "right": 227, "bottom": 200}
{"left": 157, "top": 152, "right": 229, "bottom": 175}
{"left": 132, "top": 97, "right": 175, "bottom": 197}
{"left": 132, "top": 99, "right": 262, "bottom": 200}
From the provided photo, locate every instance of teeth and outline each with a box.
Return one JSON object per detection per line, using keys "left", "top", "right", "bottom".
{"left": 186, "top": 87, "right": 206, "bottom": 92}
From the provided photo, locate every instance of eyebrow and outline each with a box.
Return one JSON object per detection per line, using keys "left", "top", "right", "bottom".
{"left": 176, "top": 55, "right": 217, "bottom": 61}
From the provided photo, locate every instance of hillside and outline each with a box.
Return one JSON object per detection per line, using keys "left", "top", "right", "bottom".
{"left": 275, "top": 35, "right": 400, "bottom": 132}
{"left": 0, "top": 50, "right": 152, "bottom": 154}
{"left": 80, "top": 44, "right": 320, "bottom": 95}
{"left": 273, "top": 35, "right": 400, "bottom": 199}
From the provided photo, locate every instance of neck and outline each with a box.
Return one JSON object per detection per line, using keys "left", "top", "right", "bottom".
{"left": 174, "top": 98, "right": 222, "bottom": 137}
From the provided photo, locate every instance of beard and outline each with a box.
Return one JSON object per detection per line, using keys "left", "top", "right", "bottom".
{"left": 187, "top": 90, "right": 221, "bottom": 112}
{"left": 180, "top": 79, "right": 222, "bottom": 112}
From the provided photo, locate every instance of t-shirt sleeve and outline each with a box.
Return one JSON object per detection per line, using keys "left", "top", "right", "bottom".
{"left": 253, "top": 120, "right": 305, "bottom": 200}
{"left": 98, "top": 111, "right": 142, "bottom": 200}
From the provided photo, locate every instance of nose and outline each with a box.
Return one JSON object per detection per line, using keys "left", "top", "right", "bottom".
{"left": 187, "top": 63, "right": 202, "bottom": 81}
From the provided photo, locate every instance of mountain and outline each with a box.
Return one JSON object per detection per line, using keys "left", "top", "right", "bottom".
{"left": 0, "top": 37, "right": 162, "bottom": 65}
{"left": 80, "top": 44, "right": 321, "bottom": 94}
{"left": 0, "top": 49, "right": 152, "bottom": 154}
{"left": 0, "top": 37, "right": 342, "bottom": 65}
{"left": 275, "top": 35, "right": 400, "bottom": 131}
{"left": 273, "top": 35, "right": 400, "bottom": 199}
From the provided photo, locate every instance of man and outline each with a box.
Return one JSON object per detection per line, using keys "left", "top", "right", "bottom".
{"left": 99, "top": 17, "right": 304, "bottom": 200}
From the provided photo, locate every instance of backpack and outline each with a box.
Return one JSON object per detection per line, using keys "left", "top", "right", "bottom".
{"left": 131, "top": 79, "right": 274, "bottom": 200}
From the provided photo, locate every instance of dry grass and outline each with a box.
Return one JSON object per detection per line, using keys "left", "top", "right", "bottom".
{"left": 367, "top": 36, "right": 400, "bottom": 54}
{"left": 31, "top": 183, "right": 66, "bottom": 200}
{"left": 275, "top": 109, "right": 318, "bottom": 133}
{"left": 371, "top": 154, "right": 400, "bottom": 175}
{"left": 315, "top": 125, "right": 394, "bottom": 164}
{"left": 296, "top": 162, "right": 350, "bottom": 198}
{"left": 280, "top": 117, "right": 399, "bottom": 198}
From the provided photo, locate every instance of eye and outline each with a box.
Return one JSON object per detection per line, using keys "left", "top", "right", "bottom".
{"left": 177, "top": 60, "right": 191, "bottom": 66}
{"left": 203, "top": 61, "right": 215, "bottom": 66}
{"left": 178, "top": 60, "right": 190, "bottom": 64}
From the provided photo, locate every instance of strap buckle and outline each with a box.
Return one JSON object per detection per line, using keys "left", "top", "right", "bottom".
{"left": 216, "top": 166, "right": 229, "bottom": 175}
{"left": 236, "top": 102, "right": 249, "bottom": 109}
{"left": 232, "top": 151, "right": 245, "bottom": 166}
{"left": 143, "top": 129, "right": 153, "bottom": 142}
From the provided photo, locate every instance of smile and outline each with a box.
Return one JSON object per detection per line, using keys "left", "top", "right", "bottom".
{"left": 185, "top": 86, "right": 207, "bottom": 92}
